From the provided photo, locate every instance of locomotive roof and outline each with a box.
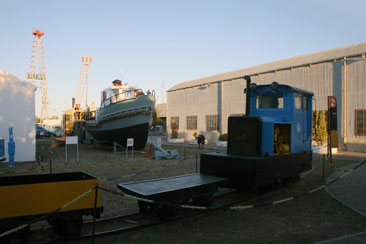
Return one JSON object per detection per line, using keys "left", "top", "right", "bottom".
{"left": 255, "top": 84, "right": 314, "bottom": 96}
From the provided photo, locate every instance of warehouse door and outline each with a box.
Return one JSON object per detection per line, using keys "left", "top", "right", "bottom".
{"left": 171, "top": 116, "right": 179, "bottom": 138}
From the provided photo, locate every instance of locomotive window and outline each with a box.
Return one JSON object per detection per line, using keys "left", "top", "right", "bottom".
{"left": 256, "top": 93, "right": 283, "bottom": 109}
{"left": 304, "top": 96, "right": 308, "bottom": 110}
{"left": 295, "top": 93, "right": 302, "bottom": 110}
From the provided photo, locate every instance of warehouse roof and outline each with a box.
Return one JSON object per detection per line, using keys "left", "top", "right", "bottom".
{"left": 168, "top": 42, "right": 366, "bottom": 92}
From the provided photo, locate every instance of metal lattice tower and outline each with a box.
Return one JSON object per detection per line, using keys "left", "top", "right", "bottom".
{"left": 75, "top": 55, "right": 92, "bottom": 111}
{"left": 26, "top": 30, "right": 49, "bottom": 120}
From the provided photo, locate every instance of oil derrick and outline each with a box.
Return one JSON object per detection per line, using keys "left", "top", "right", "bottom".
{"left": 74, "top": 55, "right": 92, "bottom": 114}
{"left": 26, "top": 30, "right": 49, "bottom": 120}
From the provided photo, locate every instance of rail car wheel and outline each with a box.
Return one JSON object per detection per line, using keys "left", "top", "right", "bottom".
{"left": 138, "top": 200, "right": 155, "bottom": 213}
{"left": 192, "top": 195, "right": 214, "bottom": 208}
{"left": 0, "top": 222, "right": 30, "bottom": 244}
{"left": 156, "top": 205, "right": 178, "bottom": 220}
{"left": 48, "top": 213, "right": 83, "bottom": 239}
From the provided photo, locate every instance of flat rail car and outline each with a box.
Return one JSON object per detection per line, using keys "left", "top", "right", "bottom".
{"left": 117, "top": 173, "right": 228, "bottom": 215}
{"left": 0, "top": 172, "right": 102, "bottom": 242}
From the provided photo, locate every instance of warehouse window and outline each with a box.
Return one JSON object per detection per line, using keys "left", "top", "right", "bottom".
{"left": 206, "top": 115, "right": 219, "bottom": 131}
{"left": 355, "top": 110, "right": 366, "bottom": 136}
{"left": 186, "top": 116, "right": 197, "bottom": 130}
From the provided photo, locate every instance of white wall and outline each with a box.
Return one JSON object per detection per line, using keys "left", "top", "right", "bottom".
{"left": 0, "top": 70, "right": 36, "bottom": 162}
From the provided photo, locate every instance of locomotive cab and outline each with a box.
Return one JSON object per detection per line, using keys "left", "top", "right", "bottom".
{"left": 201, "top": 81, "right": 314, "bottom": 189}
{"left": 228, "top": 83, "right": 313, "bottom": 157}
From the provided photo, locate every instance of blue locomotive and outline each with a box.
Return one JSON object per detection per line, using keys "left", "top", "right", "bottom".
{"left": 201, "top": 77, "right": 314, "bottom": 188}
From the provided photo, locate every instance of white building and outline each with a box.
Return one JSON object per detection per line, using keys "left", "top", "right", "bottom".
{"left": 167, "top": 42, "right": 366, "bottom": 152}
{"left": 0, "top": 70, "right": 36, "bottom": 162}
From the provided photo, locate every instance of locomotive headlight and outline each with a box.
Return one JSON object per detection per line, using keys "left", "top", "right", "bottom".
{"left": 249, "top": 83, "right": 257, "bottom": 91}
{"left": 271, "top": 81, "right": 279, "bottom": 90}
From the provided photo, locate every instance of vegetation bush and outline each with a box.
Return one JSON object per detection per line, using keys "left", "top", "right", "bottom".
{"left": 312, "top": 110, "right": 327, "bottom": 145}
{"left": 218, "top": 133, "right": 228, "bottom": 141}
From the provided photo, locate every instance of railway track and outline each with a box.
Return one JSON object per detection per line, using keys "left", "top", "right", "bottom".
{"left": 27, "top": 212, "right": 145, "bottom": 243}
{"left": 26, "top": 186, "right": 281, "bottom": 244}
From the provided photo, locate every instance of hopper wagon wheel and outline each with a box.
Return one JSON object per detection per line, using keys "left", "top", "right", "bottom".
{"left": 48, "top": 213, "right": 83, "bottom": 239}
{"left": 0, "top": 222, "right": 30, "bottom": 244}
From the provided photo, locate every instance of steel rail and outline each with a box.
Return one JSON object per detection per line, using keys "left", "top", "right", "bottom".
{"left": 27, "top": 187, "right": 280, "bottom": 244}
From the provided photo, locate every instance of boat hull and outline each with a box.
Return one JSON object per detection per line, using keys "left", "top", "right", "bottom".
{"left": 85, "top": 94, "right": 155, "bottom": 150}
{"left": 87, "top": 122, "right": 149, "bottom": 150}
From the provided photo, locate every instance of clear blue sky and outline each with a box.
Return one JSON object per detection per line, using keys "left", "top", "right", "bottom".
{"left": 1, "top": 0, "right": 365, "bottom": 118}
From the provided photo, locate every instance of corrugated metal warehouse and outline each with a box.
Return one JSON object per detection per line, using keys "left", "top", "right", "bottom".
{"left": 167, "top": 42, "right": 366, "bottom": 152}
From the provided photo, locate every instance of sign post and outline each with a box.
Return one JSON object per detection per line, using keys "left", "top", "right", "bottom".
{"left": 126, "top": 138, "right": 134, "bottom": 160}
{"left": 328, "top": 96, "right": 337, "bottom": 131}
{"left": 66, "top": 136, "right": 79, "bottom": 163}
{"left": 328, "top": 96, "right": 338, "bottom": 164}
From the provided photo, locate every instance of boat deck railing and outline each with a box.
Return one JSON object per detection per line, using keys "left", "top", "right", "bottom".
{"left": 101, "top": 89, "right": 145, "bottom": 108}
{"left": 85, "top": 106, "right": 154, "bottom": 126}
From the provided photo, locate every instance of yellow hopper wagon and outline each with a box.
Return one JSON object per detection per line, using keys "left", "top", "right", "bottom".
{"left": 0, "top": 172, "right": 102, "bottom": 242}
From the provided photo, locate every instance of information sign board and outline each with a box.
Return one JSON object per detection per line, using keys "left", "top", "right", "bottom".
{"left": 66, "top": 136, "right": 78, "bottom": 144}
{"left": 127, "top": 138, "right": 134, "bottom": 147}
{"left": 65, "top": 136, "right": 79, "bottom": 163}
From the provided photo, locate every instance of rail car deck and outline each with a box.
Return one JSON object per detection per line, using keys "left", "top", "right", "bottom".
{"left": 117, "top": 173, "right": 228, "bottom": 202}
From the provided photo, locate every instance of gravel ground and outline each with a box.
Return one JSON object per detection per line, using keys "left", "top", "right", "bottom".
{"left": 1, "top": 138, "right": 366, "bottom": 244}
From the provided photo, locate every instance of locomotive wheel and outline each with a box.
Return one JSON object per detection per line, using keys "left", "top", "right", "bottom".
{"left": 0, "top": 222, "right": 30, "bottom": 244}
{"left": 48, "top": 213, "right": 83, "bottom": 239}
{"left": 283, "top": 174, "right": 301, "bottom": 186}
